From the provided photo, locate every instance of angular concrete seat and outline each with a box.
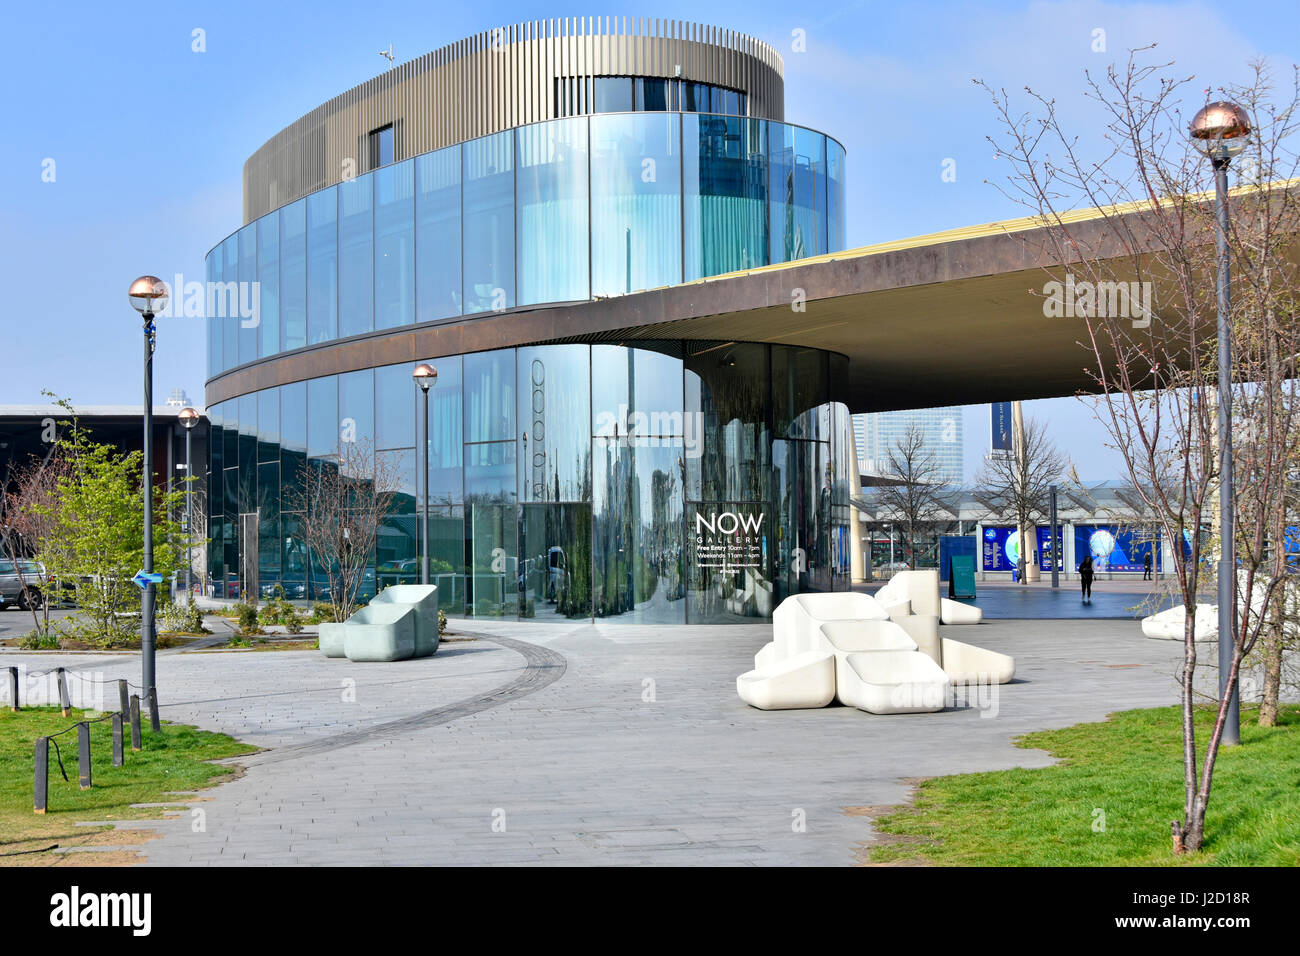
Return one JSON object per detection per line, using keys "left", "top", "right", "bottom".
{"left": 736, "top": 650, "right": 836, "bottom": 710}
{"left": 319, "top": 622, "right": 347, "bottom": 658}
{"left": 940, "top": 598, "right": 983, "bottom": 625}
{"left": 370, "top": 584, "right": 440, "bottom": 657}
{"left": 342, "top": 604, "right": 417, "bottom": 662}
{"left": 772, "top": 592, "right": 890, "bottom": 658}
{"left": 1142, "top": 604, "right": 1217, "bottom": 642}
{"left": 940, "top": 637, "right": 1015, "bottom": 684}
{"left": 841, "top": 650, "right": 950, "bottom": 714}
{"left": 818, "top": 620, "right": 918, "bottom": 706}
{"left": 754, "top": 641, "right": 780, "bottom": 670}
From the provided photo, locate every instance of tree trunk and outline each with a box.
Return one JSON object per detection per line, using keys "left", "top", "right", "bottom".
{"left": 1258, "top": 615, "right": 1283, "bottom": 727}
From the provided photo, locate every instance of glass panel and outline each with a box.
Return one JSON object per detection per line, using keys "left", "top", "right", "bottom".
{"left": 769, "top": 123, "right": 824, "bottom": 261}
{"left": 593, "top": 76, "right": 632, "bottom": 113}
{"left": 516, "top": 118, "right": 589, "bottom": 305}
{"left": 718, "top": 89, "right": 740, "bottom": 116}
{"left": 339, "top": 369, "right": 375, "bottom": 448}
{"left": 428, "top": 505, "right": 465, "bottom": 614}
{"left": 684, "top": 115, "right": 768, "bottom": 280}
{"left": 591, "top": 342, "right": 685, "bottom": 440}
{"left": 222, "top": 390, "right": 238, "bottom": 463}
{"left": 238, "top": 393, "right": 257, "bottom": 516}
{"left": 684, "top": 341, "right": 770, "bottom": 503}
{"left": 686, "top": 501, "right": 771, "bottom": 623}
{"left": 636, "top": 78, "right": 669, "bottom": 111}
{"left": 375, "top": 363, "right": 414, "bottom": 450}
{"left": 465, "top": 441, "right": 517, "bottom": 617}
{"left": 517, "top": 345, "right": 590, "bottom": 503}
{"left": 307, "top": 375, "right": 339, "bottom": 460}
{"left": 280, "top": 199, "right": 307, "bottom": 350}
{"left": 518, "top": 503, "right": 592, "bottom": 619}
{"left": 590, "top": 113, "right": 681, "bottom": 296}
{"left": 773, "top": 346, "right": 829, "bottom": 439}
{"left": 339, "top": 173, "right": 374, "bottom": 337}
{"left": 281, "top": 512, "right": 309, "bottom": 600}
{"left": 463, "top": 132, "right": 514, "bottom": 313}
{"left": 415, "top": 146, "right": 462, "bottom": 322}
{"left": 827, "top": 138, "right": 846, "bottom": 252}
{"left": 257, "top": 387, "right": 279, "bottom": 462}
{"left": 280, "top": 381, "right": 307, "bottom": 515}
{"left": 377, "top": 512, "right": 419, "bottom": 589}
{"left": 257, "top": 461, "right": 280, "bottom": 597}
{"left": 592, "top": 439, "right": 684, "bottom": 623}
{"left": 307, "top": 189, "right": 338, "bottom": 344}
{"left": 683, "top": 82, "right": 710, "bottom": 112}
{"left": 205, "top": 251, "right": 220, "bottom": 376}
{"left": 464, "top": 349, "right": 514, "bottom": 443}
{"left": 237, "top": 224, "right": 257, "bottom": 364}
{"left": 421, "top": 354, "right": 463, "bottom": 505}
{"left": 374, "top": 160, "right": 415, "bottom": 330}
{"left": 257, "top": 213, "right": 279, "bottom": 357}
{"left": 221, "top": 236, "right": 238, "bottom": 369}
{"left": 773, "top": 438, "right": 831, "bottom": 598}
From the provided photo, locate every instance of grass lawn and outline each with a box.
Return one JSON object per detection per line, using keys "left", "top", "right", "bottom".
{"left": 867, "top": 704, "right": 1300, "bottom": 866}
{"left": 0, "top": 706, "right": 254, "bottom": 865}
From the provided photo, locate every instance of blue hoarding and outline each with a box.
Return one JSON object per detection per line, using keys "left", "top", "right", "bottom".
{"left": 1036, "top": 525, "right": 1064, "bottom": 572}
{"left": 990, "top": 402, "right": 1013, "bottom": 453}
{"left": 981, "top": 525, "right": 1025, "bottom": 572}
{"left": 1074, "top": 524, "right": 1160, "bottom": 572}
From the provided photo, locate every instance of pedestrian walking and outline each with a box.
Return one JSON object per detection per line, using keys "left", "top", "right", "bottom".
{"left": 1079, "top": 555, "right": 1095, "bottom": 603}
{"left": 1143, "top": 551, "right": 1153, "bottom": 581}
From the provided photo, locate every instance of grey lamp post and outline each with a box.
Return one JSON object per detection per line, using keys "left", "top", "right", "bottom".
{"left": 1190, "top": 100, "right": 1251, "bottom": 747}
{"left": 128, "top": 275, "right": 169, "bottom": 728}
{"left": 413, "top": 364, "right": 438, "bottom": 586}
{"left": 178, "top": 406, "right": 200, "bottom": 600}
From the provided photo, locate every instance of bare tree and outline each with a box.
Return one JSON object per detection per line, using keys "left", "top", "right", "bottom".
{"left": 975, "top": 417, "right": 1068, "bottom": 582}
{"left": 873, "top": 425, "right": 954, "bottom": 569}
{"left": 284, "top": 440, "right": 401, "bottom": 623}
{"left": 980, "top": 53, "right": 1300, "bottom": 852}
{"left": 1, "top": 449, "right": 70, "bottom": 637}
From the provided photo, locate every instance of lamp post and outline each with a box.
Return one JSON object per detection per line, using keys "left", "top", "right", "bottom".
{"left": 178, "top": 406, "right": 200, "bottom": 599}
{"left": 1191, "top": 100, "right": 1251, "bottom": 747}
{"left": 413, "top": 364, "right": 438, "bottom": 586}
{"left": 128, "top": 276, "right": 168, "bottom": 724}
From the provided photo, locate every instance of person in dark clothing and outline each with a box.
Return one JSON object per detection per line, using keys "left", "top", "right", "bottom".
{"left": 1079, "top": 555, "right": 1095, "bottom": 603}
{"left": 1142, "top": 551, "right": 1153, "bottom": 581}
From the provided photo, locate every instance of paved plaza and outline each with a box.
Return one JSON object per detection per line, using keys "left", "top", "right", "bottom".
{"left": 0, "top": 604, "right": 1194, "bottom": 866}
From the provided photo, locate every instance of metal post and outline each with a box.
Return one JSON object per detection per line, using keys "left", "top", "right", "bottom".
{"left": 7, "top": 666, "right": 18, "bottom": 711}
{"left": 142, "top": 313, "right": 158, "bottom": 713}
{"left": 419, "top": 384, "right": 430, "bottom": 586}
{"left": 1213, "top": 155, "right": 1240, "bottom": 746}
{"left": 1049, "top": 484, "right": 1059, "bottom": 589}
{"left": 77, "top": 722, "right": 92, "bottom": 790}
{"left": 34, "top": 737, "right": 48, "bottom": 813}
{"left": 147, "top": 686, "right": 161, "bottom": 732}
{"left": 129, "top": 694, "right": 142, "bottom": 751}
{"left": 118, "top": 679, "right": 129, "bottom": 719}
{"left": 185, "top": 423, "right": 193, "bottom": 598}
{"left": 56, "top": 667, "right": 71, "bottom": 716}
{"left": 112, "top": 713, "right": 124, "bottom": 767}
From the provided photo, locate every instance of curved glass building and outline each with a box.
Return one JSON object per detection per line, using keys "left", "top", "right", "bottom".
{"left": 205, "top": 18, "right": 854, "bottom": 623}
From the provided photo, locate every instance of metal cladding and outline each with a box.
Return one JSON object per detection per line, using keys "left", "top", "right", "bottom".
{"left": 242, "top": 18, "right": 786, "bottom": 223}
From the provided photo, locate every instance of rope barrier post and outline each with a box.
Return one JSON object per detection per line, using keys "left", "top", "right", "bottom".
{"left": 34, "top": 737, "right": 48, "bottom": 814}
{"left": 117, "top": 679, "right": 129, "bottom": 719}
{"left": 112, "top": 712, "right": 124, "bottom": 767}
{"left": 129, "top": 695, "right": 142, "bottom": 751}
{"left": 56, "top": 668, "right": 71, "bottom": 717}
{"left": 77, "top": 722, "right": 92, "bottom": 790}
{"left": 147, "top": 687, "right": 161, "bottom": 732}
{"left": 7, "top": 666, "right": 17, "bottom": 712}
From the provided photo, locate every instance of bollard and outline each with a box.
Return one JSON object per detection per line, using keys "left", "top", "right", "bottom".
{"left": 118, "top": 679, "right": 129, "bottom": 718}
{"left": 7, "top": 666, "right": 17, "bottom": 712}
{"left": 147, "top": 687, "right": 161, "bottom": 732}
{"left": 34, "top": 737, "right": 48, "bottom": 814}
{"left": 129, "top": 695, "right": 142, "bottom": 751}
{"left": 77, "top": 722, "right": 92, "bottom": 790}
{"left": 56, "top": 668, "right": 71, "bottom": 716}
{"left": 112, "top": 713, "right": 124, "bottom": 767}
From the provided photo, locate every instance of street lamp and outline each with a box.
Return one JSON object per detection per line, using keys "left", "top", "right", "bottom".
{"left": 412, "top": 363, "right": 438, "bottom": 586}
{"left": 178, "top": 406, "right": 200, "bottom": 601}
{"left": 1190, "top": 100, "right": 1251, "bottom": 747}
{"left": 128, "top": 275, "right": 168, "bottom": 731}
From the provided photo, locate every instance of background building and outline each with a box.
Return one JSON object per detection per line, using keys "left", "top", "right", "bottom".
{"left": 853, "top": 408, "right": 964, "bottom": 486}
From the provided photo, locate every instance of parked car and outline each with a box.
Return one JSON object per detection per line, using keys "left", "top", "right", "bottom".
{"left": 0, "top": 559, "right": 62, "bottom": 610}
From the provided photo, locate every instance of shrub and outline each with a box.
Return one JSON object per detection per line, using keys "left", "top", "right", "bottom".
{"left": 438, "top": 609, "right": 448, "bottom": 635}
{"left": 233, "top": 601, "right": 260, "bottom": 634}
{"left": 183, "top": 599, "right": 206, "bottom": 633}
{"left": 158, "top": 600, "right": 189, "bottom": 633}
{"left": 282, "top": 605, "right": 305, "bottom": 634}
{"left": 19, "top": 630, "right": 60, "bottom": 650}
{"left": 310, "top": 601, "right": 334, "bottom": 623}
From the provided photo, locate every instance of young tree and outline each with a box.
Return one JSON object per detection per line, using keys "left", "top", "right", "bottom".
{"left": 981, "top": 54, "right": 1300, "bottom": 852}
{"left": 0, "top": 450, "right": 70, "bottom": 637}
{"left": 285, "top": 440, "right": 400, "bottom": 623}
{"left": 873, "top": 425, "right": 954, "bottom": 569}
{"left": 975, "top": 417, "right": 1068, "bottom": 582}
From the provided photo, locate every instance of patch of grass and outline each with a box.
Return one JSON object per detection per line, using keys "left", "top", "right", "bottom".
{"left": 0, "top": 706, "right": 254, "bottom": 865}
{"left": 866, "top": 704, "right": 1300, "bottom": 867}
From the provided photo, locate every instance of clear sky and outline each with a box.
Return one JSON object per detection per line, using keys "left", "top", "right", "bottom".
{"left": 2, "top": 0, "right": 1296, "bottom": 481}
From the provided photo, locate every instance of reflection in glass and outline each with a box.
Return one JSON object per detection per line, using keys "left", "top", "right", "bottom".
{"left": 339, "top": 173, "right": 374, "bottom": 337}
{"left": 205, "top": 252, "right": 220, "bottom": 376}
{"left": 280, "top": 199, "right": 307, "bottom": 350}
{"left": 238, "top": 225, "right": 257, "bottom": 365}
{"left": 517, "top": 118, "right": 588, "bottom": 305}
{"left": 591, "top": 342, "right": 685, "bottom": 439}
{"left": 684, "top": 115, "right": 768, "bottom": 280}
{"left": 685, "top": 342, "right": 770, "bottom": 503}
{"left": 375, "top": 363, "right": 414, "bottom": 450}
{"left": 307, "top": 376, "right": 339, "bottom": 460}
{"left": 423, "top": 355, "right": 463, "bottom": 505}
{"left": 221, "top": 236, "right": 238, "bottom": 370}
{"left": 769, "top": 124, "right": 824, "bottom": 262}
{"left": 464, "top": 350, "right": 514, "bottom": 443}
{"left": 428, "top": 505, "right": 466, "bottom": 614}
{"left": 257, "top": 214, "right": 279, "bottom": 358}
{"left": 416, "top": 147, "right": 462, "bottom": 322}
{"left": 306, "top": 190, "right": 338, "bottom": 344}
{"left": 257, "top": 461, "right": 281, "bottom": 596}
{"left": 374, "top": 160, "right": 414, "bottom": 330}
{"left": 339, "top": 369, "right": 374, "bottom": 448}
{"left": 826, "top": 139, "right": 846, "bottom": 252}
{"left": 685, "top": 502, "right": 771, "bottom": 623}
{"left": 463, "top": 132, "right": 514, "bottom": 313}
{"left": 773, "top": 347, "right": 828, "bottom": 439}
{"left": 516, "top": 345, "right": 590, "bottom": 502}
{"left": 519, "top": 504, "right": 592, "bottom": 619}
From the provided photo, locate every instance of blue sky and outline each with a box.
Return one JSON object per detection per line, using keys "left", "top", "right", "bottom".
{"left": 2, "top": 0, "right": 1296, "bottom": 480}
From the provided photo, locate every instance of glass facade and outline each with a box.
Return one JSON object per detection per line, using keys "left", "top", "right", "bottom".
{"left": 207, "top": 114, "right": 846, "bottom": 374}
{"left": 207, "top": 342, "right": 853, "bottom": 622}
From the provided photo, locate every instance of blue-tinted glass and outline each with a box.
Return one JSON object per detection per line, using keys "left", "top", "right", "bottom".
{"left": 684, "top": 341, "right": 770, "bottom": 503}
{"left": 517, "top": 345, "right": 590, "bottom": 502}
{"left": 827, "top": 139, "right": 846, "bottom": 252}
{"left": 590, "top": 113, "right": 681, "bottom": 296}
{"left": 307, "top": 190, "right": 338, "bottom": 344}
{"left": 769, "top": 123, "right": 824, "bottom": 261}
{"left": 205, "top": 250, "right": 219, "bottom": 376}
{"left": 280, "top": 381, "right": 307, "bottom": 510}
{"left": 464, "top": 349, "right": 514, "bottom": 442}
{"left": 221, "top": 236, "right": 238, "bottom": 370}
{"left": 339, "top": 174, "right": 374, "bottom": 337}
{"left": 684, "top": 114, "right": 768, "bottom": 280}
{"left": 374, "top": 160, "right": 414, "bottom": 330}
{"left": 257, "top": 214, "right": 279, "bottom": 357}
{"left": 238, "top": 393, "right": 257, "bottom": 513}
{"left": 773, "top": 346, "right": 829, "bottom": 439}
{"left": 339, "top": 369, "right": 374, "bottom": 447}
{"left": 237, "top": 225, "right": 257, "bottom": 364}
{"left": 516, "top": 118, "right": 588, "bottom": 305}
{"left": 593, "top": 76, "right": 633, "bottom": 113}
{"left": 636, "top": 78, "right": 669, "bottom": 111}
{"left": 280, "top": 200, "right": 307, "bottom": 350}
{"left": 463, "top": 132, "right": 514, "bottom": 313}
{"left": 307, "top": 376, "right": 339, "bottom": 460}
{"left": 591, "top": 343, "right": 684, "bottom": 437}
{"left": 684, "top": 83, "right": 711, "bottom": 112}
{"left": 281, "top": 513, "right": 308, "bottom": 600}
{"left": 257, "top": 461, "right": 281, "bottom": 592}
{"left": 423, "top": 354, "right": 462, "bottom": 505}
{"left": 464, "top": 441, "right": 517, "bottom": 501}
{"left": 222, "top": 392, "right": 238, "bottom": 463}
{"left": 737, "top": 92, "right": 747, "bottom": 117}
{"left": 257, "top": 387, "right": 280, "bottom": 462}
{"left": 415, "top": 147, "right": 462, "bottom": 322}
{"left": 375, "top": 363, "right": 414, "bottom": 449}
